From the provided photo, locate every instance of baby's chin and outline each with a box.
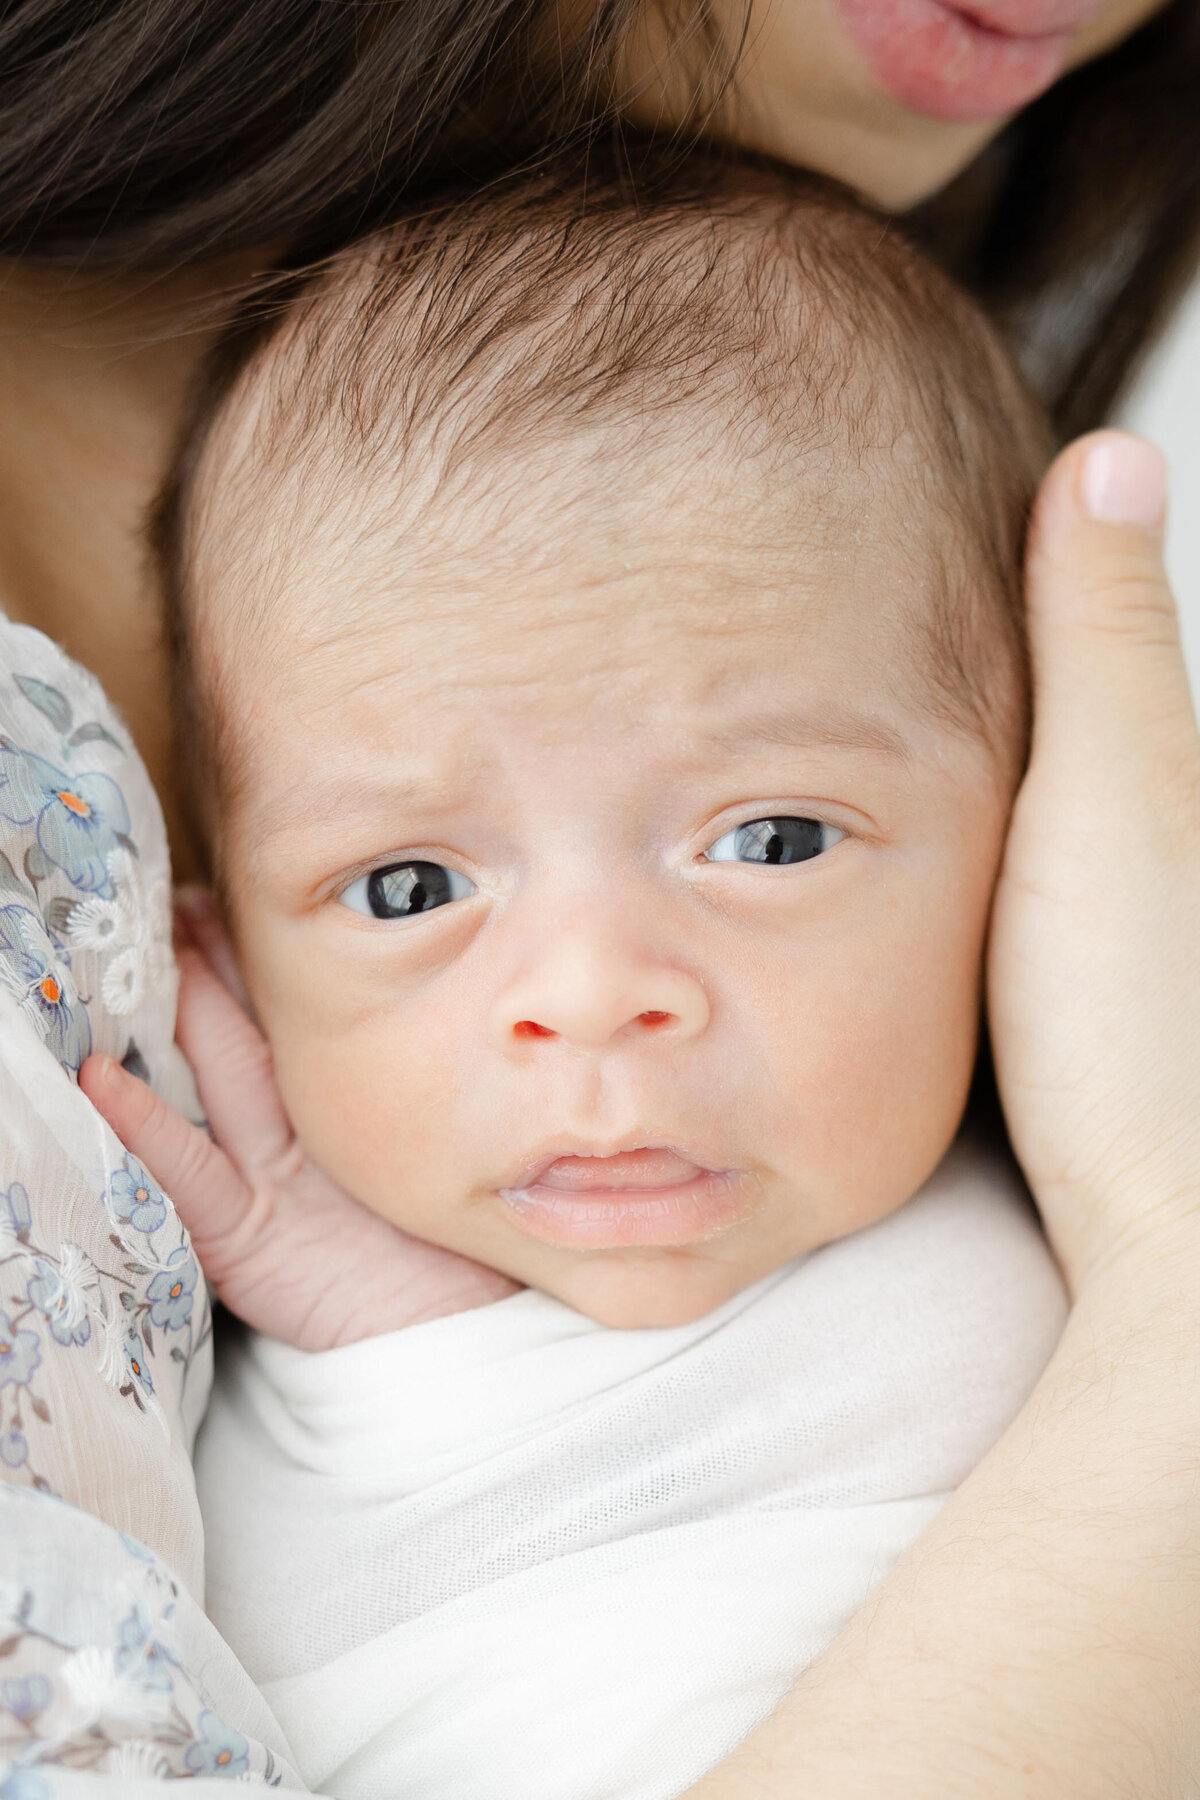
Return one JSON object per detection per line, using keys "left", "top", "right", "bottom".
{"left": 516, "top": 1242, "right": 792, "bottom": 1329}
{"left": 486, "top": 1173, "right": 938, "bottom": 1325}
{"left": 471, "top": 1171, "right": 925, "bottom": 1327}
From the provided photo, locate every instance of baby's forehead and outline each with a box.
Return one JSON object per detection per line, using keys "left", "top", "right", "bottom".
{"left": 173, "top": 165, "right": 1044, "bottom": 823}
{"left": 210, "top": 433, "right": 956, "bottom": 776}
{"left": 199, "top": 378, "right": 1009, "bottom": 787}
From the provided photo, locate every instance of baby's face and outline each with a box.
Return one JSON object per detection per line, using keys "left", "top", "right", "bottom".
{"left": 214, "top": 450, "right": 1012, "bottom": 1328}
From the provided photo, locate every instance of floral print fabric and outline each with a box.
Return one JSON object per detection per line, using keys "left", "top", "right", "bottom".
{"left": 0, "top": 1488, "right": 298, "bottom": 1793}
{"left": 0, "top": 619, "right": 304, "bottom": 1795}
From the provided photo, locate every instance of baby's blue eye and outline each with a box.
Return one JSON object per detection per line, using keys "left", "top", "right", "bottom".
{"left": 339, "top": 862, "right": 475, "bottom": 919}
{"left": 704, "top": 817, "right": 845, "bottom": 865}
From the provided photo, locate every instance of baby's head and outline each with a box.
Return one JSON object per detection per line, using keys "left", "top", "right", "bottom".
{"left": 159, "top": 158, "right": 1049, "bottom": 1328}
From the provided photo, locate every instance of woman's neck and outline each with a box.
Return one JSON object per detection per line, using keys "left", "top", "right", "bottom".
{"left": 0, "top": 257, "right": 263, "bottom": 875}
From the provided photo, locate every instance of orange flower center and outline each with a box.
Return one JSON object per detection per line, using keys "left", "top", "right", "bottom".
{"left": 38, "top": 975, "right": 61, "bottom": 1004}
{"left": 54, "top": 789, "right": 90, "bottom": 818}
{"left": 217, "top": 1751, "right": 231, "bottom": 1766}
{"left": 131, "top": 1358, "right": 141, "bottom": 1376}
{"left": 135, "top": 1187, "right": 149, "bottom": 1204}
{"left": 169, "top": 1282, "right": 182, "bottom": 1299}
{"left": 0, "top": 1341, "right": 9, "bottom": 1355}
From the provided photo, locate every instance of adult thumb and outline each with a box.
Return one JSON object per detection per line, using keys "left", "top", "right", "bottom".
{"left": 1025, "top": 430, "right": 1197, "bottom": 789}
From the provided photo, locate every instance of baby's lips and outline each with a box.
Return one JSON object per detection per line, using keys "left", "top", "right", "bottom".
{"left": 501, "top": 1143, "right": 728, "bottom": 1197}
{"left": 495, "top": 1157, "right": 751, "bottom": 1250}
{"left": 532, "top": 1148, "right": 710, "bottom": 1192}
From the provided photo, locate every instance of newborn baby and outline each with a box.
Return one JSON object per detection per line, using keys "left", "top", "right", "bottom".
{"left": 87, "top": 158, "right": 1066, "bottom": 1798}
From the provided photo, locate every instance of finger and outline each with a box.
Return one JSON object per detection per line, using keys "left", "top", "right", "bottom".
{"left": 174, "top": 945, "right": 295, "bottom": 1174}
{"left": 1025, "top": 431, "right": 1198, "bottom": 794}
{"left": 80, "top": 1052, "right": 254, "bottom": 1257}
{"left": 174, "top": 885, "right": 252, "bottom": 1008}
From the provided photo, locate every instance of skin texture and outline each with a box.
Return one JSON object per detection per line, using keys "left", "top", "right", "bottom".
{"left": 620, "top": 0, "right": 1167, "bottom": 207}
{"left": 92, "top": 434, "right": 1010, "bottom": 1332}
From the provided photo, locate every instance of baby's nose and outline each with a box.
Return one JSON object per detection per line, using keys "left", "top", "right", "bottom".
{"left": 491, "top": 936, "right": 709, "bottom": 1053}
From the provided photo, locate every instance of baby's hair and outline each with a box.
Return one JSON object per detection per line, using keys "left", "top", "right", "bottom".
{"left": 155, "top": 151, "right": 1052, "bottom": 870}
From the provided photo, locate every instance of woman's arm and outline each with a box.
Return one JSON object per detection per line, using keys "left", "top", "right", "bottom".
{"left": 688, "top": 432, "right": 1200, "bottom": 1798}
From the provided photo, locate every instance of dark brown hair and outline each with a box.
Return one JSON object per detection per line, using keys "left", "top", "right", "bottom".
{"left": 0, "top": 1, "right": 1196, "bottom": 439}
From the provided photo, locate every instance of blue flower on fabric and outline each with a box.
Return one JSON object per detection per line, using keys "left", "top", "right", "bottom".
{"left": 26, "top": 1258, "right": 91, "bottom": 1348}
{"left": 0, "top": 1768, "right": 51, "bottom": 1800}
{"left": 184, "top": 1711, "right": 250, "bottom": 1779}
{"left": 123, "top": 1328, "right": 153, "bottom": 1395}
{"left": 0, "top": 1312, "right": 40, "bottom": 1390}
{"left": 0, "top": 905, "right": 91, "bottom": 1074}
{"left": 0, "top": 1427, "right": 28, "bottom": 1468}
{"left": 0, "top": 1675, "right": 51, "bottom": 1722}
{"left": 0, "top": 1183, "right": 31, "bottom": 1242}
{"left": 145, "top": 1247, "right": 197, "bottom": 1332}
{"left": 118, "top": 1531, "right": 157, "bottom": 1565}
{"left": 0, "top": 747, "right": 131, "bottom": 896}
{"left": 114, "top": 1605, "right": 176, "bottom": 1692}
{"left": 107, "top": 1155, "right": 166, "bottom": 1235}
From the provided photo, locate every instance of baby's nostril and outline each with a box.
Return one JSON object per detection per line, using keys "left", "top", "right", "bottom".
{"left": 514, "top": 1019, "right": 556, "bottom": 1039}
{"left": 639, "top": 1011, "right": 671, "bottom": 1029}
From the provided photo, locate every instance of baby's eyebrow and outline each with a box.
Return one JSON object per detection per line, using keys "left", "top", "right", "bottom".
{"left": 246, "top": 704, "right": 909, "bottom": 866}
{"left": 249, "top": 768, "right": 464, "bottom": 850}
{"left": 703, "top": 704, "right": 911, "bottom": 762}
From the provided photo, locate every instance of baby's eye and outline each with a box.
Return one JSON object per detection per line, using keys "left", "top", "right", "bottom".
{"left": 703, "top": 817, "right": 845, "bottom": 865}
{"left": 339, "top": 861, "right": 475, "bottom": 919}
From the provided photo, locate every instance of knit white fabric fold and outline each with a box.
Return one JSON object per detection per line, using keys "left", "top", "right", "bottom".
{"left": 198, "top": 1141, "right": 1066, "bottom": 1800}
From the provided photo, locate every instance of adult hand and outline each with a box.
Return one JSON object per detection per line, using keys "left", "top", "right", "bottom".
{"left": 80, "top": 900, "right": 519, "bottom": 1352}
{"left": 989, "top": 429, "right": 1200, "bottom": 1290}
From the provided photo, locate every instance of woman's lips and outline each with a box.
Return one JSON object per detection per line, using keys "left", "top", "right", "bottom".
{"left": 834, "top": 0, "right": 1101, "bottom": 121}
{"left": 498, "top": 1149, "right": 751, "bottom": 1248}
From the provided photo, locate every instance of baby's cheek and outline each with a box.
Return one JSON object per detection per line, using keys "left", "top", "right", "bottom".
{"left": 266, "top": 994, "right": 465, "bottom": 1227}
{"left": 762, "top": 878, "right": 987, "bottom": 1238}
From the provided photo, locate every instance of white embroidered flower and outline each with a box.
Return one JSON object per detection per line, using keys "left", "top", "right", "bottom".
{"left": 27, "top": 1241, "right": 95, "bottom": 1341}
{"left": 101, "top": 945, "right": 142, "bottom": 1014}
{"left": 63, "top": 895, "right": 120, "bottom": 952}
{"left": 105, "top": 1739, "right": 170, "bottom": 1778}
{"left": 66, "top": 847, "right": 169, "bottom": 1017}
{"left": 60, "top": 1645, "right": 171, "bottom": 1732}
{"left": 94, "top": 1298, "right": 129, "bottom": 1390}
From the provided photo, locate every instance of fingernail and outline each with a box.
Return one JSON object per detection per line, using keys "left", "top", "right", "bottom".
{"left": 95, "top": 1055, "right": 123, "bottom": 1089}
{"left": 1080, "top": 434, "right": 1166, "bottom": 529}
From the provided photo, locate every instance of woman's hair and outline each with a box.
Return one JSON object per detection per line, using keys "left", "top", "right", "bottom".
{"left": 0, "top": 0, "right": 1196, "bottom": 437}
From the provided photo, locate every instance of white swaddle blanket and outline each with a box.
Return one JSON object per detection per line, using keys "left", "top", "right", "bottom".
{"left": 198, "top": 1144, "right": 1066, "bottom": 1800}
